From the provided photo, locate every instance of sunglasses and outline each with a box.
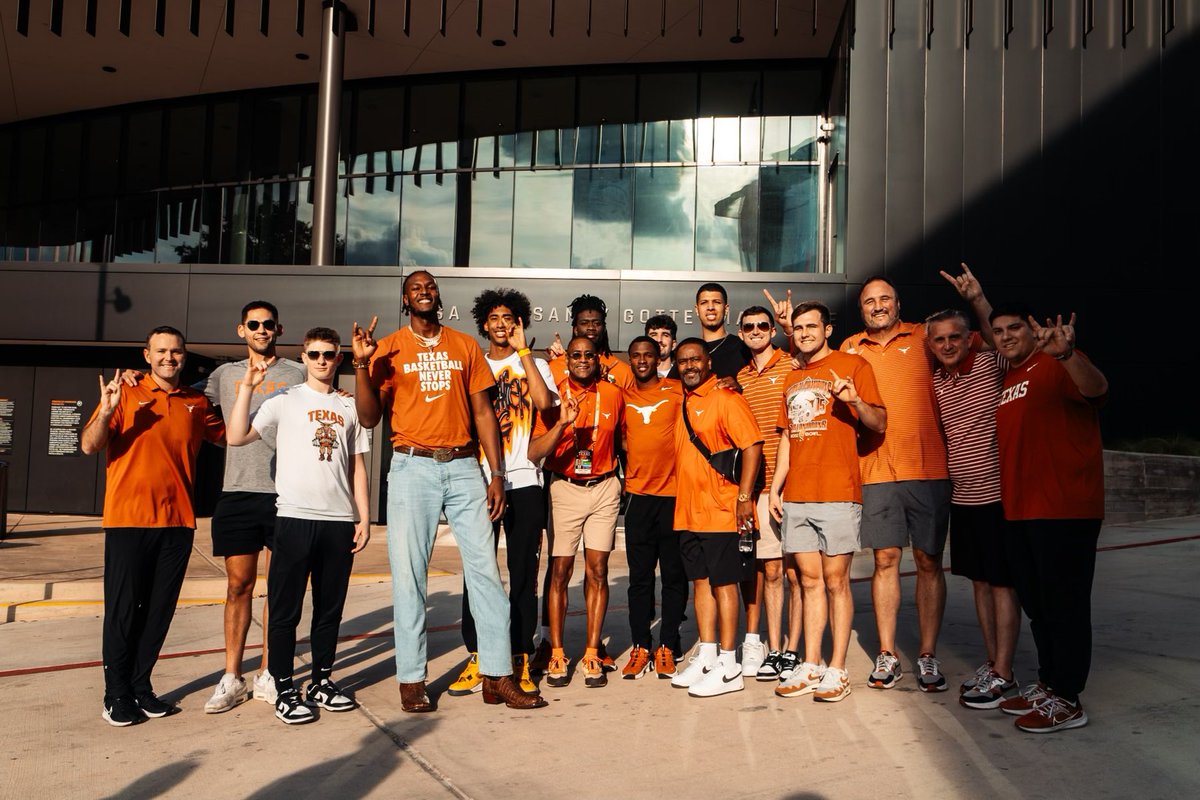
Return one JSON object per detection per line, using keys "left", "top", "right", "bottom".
{"left": 244, "top": 319, "right": 278, "bottom": 332}
{"left": 568, "top": 351, "right": 599, "bottom": 360}
{"left": 740, "top": 320, "right": 773, "bottom": 332}
{"left": 305, "top": 350, "right": 338, "bottom": 361}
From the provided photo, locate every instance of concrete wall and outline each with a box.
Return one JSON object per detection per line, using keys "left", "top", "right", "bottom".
{"left": 1105, "top": 451, "right": 1200, "bottom": 524}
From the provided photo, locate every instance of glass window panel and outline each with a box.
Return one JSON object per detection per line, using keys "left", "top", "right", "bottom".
{"left": 125, "top": 111, "right": 163, "bottom": 193}
{"left": 638, "top": 73, "right": 696, "bottom": 122}
{"left": 352, "top": 87, "right": 405, "bottom": 174}
{"left": 763, "top": 69, "right": 821, "bottom": 115}
{"left": 623, "top": 124, "right": 641, "bottom": 164}
{"left": 346, "top": 176, "right": 400, "bottom": 265}
{"left": 573, "top": 127, "right": 598, "bottom": 165}
{"left": 77, "top": 200, "right": 115, "bottom": 262}
{"left": 0, "top": 130, "right": 11, "bottom": 205}
{"left": 712, "top": 118, "right": 741, "bottom": 162}
{"left": 252, "top": 94, "right": 302, "bottom": 178}
{"left": 596, "top": 124, "right": 623, "bottom": 164}
{"left": 741, "top": 117, "right": 761, "bottom": 163}
{"left": 514, "top": 132, "right": 533, "bottom": 167}
{"left": 759, "top": 166, "right": 818, "bottom": 272}
{"left": 578, "top": 75, "right": 636, "bottom": 125}
{"left": 632, "top": 166, "right": 695, "bottom": 270}
{"left": 464, "top": 79, "right": 517, "bottom": 137}
{"left": 468, "top": 170, "right": 514, "bottom": 266}
{"left": 38, "top": 202, "right": 77, "bottom": 262}
{"left": 520, "top": 77, "right": 575, "bottom": 132}
{"left": 3, "top": 205, "right": 39, "bottom": 261}
{"left": 166, "top": 105, "right": 206, "bottom": 187}
{"left": 403, "top": 140, "right": 458, "bottom": 173}
{"left": 47, "top": 122, "right": 82, "bottom": 201}
{"left": 699, "top": 71, "right": 760, "bottom": 117}
{"left": 761, "top": 117, "right": 790, "bottom": 161}
{"left": 789, "top": 116, "right": 817, "bottom": 162}
{"left": 408, "top": 83, "right": 460, "bottom": 148}
{"left": 473, "top": 134, "right": 516, "bottom": 170}
{"left": 295, "top": 180, "right": 345, "bottom": 265}
{"left": 668, "top": 120, "right": 694, "bottom": 163}
{"left": 18, "top": 126, "right": 47, "bottom": 204}
{"left": 643, "top": 121, "right": 669, "bottom": 162}
{"left": 572, "top": 168, "right": 632, "bottom": 269}
{"left": 209, "top": 101, "right": 243, "bottom": 183}
{"left": 155, "top": 189, "right": 205, "bottom": 263}
{"left": 512, "top": 171, "right": 572, "bottom": 268}
{"left": 694, "top": 119, "right": 713, "bottom": 163}
{"left": 399, "top": 173, "right": 456, "bottom": 266}
{"left": 113, "top": 193, "right": 158, "bottom": 263}
{"left": 535, "top": 130, "right": 562, "bottom": 167}
{"left": 696, "top": 166, "right": 759, "bottom": 271}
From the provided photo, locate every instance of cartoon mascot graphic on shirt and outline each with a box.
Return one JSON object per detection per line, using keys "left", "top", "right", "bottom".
{"left": 785, "top": 379, "right": 832, "bottom": 439}
{"left": 312, "top": 421, "right": 340, "bottom": 461}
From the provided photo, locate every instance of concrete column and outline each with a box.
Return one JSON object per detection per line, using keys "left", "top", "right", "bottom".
{"left": 311, "top": 0, "right": 347, "bottom": 266}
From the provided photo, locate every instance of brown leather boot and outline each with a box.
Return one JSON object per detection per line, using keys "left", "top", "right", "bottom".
{"left": 481, "top": 674, "right": 548, "bottom": 709}
{"left": 399, "top": 681, "right": 435, "bottom": 713}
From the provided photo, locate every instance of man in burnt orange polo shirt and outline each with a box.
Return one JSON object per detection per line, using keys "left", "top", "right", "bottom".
{"left": 670, "top": 339, "right": 763, "bottom": 698}
{"left": 840, "top": 276, "right": 954, "bottom": 693}
{"left": 81, "top": 326, "right": 225, "bottom": 727}
{"left": 529, "top": 336, "right": 625, "bottom": 689}
{"left": 546, "top": 294, "right": 634, "bottom": 389}
{"left": 619, "top": 336, "right": 686, "bottom": 680}
{"left": 352, "top": 271, "right": 546, "bottom": 712}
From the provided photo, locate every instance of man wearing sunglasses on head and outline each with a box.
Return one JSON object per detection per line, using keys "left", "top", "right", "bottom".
{"left": 200, "top": 301, "right": 306, "bottom": 714}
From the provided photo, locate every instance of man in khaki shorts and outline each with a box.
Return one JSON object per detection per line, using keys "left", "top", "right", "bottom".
{"left": 529, "top": 336, "right": 625, "bottom": 689}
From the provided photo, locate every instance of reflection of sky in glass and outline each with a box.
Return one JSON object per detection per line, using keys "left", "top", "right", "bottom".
{"left": 696, "top": 166, "right": 758, "bottom": 271}
{"left": 469, "top": 171, "right": 514, "bottom": 266}
{"left": 346, "top": 177, "right": 399, "bottom": 265}
{"left": 760, "top": 166, "right": 817, "bottom": 272}
{"left": 399, "top": 174, "right": 455, "bottom": 266}
{"left": 632, "top": 166, "right": 695, "bottom": 270}
{"left": 572, "top": 169, "right": 632, "bottom": 268}
{"left": 512, "top": 171, "right": 572, "bottom": 267}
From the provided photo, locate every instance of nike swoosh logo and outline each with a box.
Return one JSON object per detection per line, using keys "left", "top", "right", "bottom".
{"left": 424, "top": 394, "right": 446, "bottom": 403}
{"left": 1026, "top": 364, "right": 1037, "bottom": 373}
{"left": 722, "top": 673, "right": 740, "bottom": 684}
{"left": 138, "top": 400, "right": 152, "bottom": 406}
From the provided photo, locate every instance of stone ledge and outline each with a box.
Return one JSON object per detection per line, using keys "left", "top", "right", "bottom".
{"left": 1104, "top": 450, "right": 1200, "bottom": 522}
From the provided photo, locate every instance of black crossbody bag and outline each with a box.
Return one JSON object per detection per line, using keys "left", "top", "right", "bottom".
{"left": 681, "top": 394, "right": 765, "bottom": 495}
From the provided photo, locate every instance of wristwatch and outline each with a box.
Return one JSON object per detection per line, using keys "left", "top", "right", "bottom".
{"left": 737, "top": 493, "right": 750, "bottom": 502}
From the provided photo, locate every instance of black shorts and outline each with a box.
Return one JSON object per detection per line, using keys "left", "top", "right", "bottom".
{"left": 949, "top": 502, "right": 1012, "bottom": 587}
{"left": 679, "top": 532, "right": 753, "bottom": 588}
{"left": 211, "top": 491, "right": 277, "bottom": 557}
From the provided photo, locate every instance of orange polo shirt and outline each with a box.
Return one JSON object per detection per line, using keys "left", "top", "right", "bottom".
{"left": 840, "top": 321, "right": 948, "bottom": 484}
{"left": 736, "top": 348, "right": 793, "bottom": 491}
{"left": 548, "top": 352, "right": 634, "bottom": 390}
{"left": 537, "top": 377, "right": 625, "bottom": 480}
{"left": 673, "top": 375, "right": 763, "bottom": 534}
{"left": 90, "top": 374, "right": 225, "bottom": 529}
{"left": 622, "top": 378, "right": 683, "bottom": 497}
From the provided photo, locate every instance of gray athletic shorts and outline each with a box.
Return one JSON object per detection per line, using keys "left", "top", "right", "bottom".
{"left": 860, "top": 480, "right": 951, "bottom": 555}
{"left": 781, "top": 502, "right": 862, "bottom": 556}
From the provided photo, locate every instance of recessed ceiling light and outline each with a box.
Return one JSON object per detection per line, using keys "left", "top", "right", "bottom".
{"left": 101, "top": 65, "right": 117, "bottom": 73}
{"left": 730, "top": 35, "right": 744, "bottom": 44}
{"left": 492, "top": 39, "right": 506, "bottom": 47}
{"left": 295, "top": 52, "right": 310, "bottom": 60}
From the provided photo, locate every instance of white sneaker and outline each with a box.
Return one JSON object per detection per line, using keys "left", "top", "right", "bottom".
{"left": 670, "top": 656, "right": 714, "bottom": 689}
{"left": 253, "top": 671, "right": 277, "bottom": 704}
{"left": 740, "top": 639, "right": 766, "bottom": 678}
{"left": 204, "top": 673, "right": 250, "bottom": 714}
{"left": 813, "top": 666, "right": 852, "bottom": 703}
{"left": 688, "top": 665, "right": 744, "bottom": 697}
{"left": 775, "top": 662, "right": 825, "bottom": 698}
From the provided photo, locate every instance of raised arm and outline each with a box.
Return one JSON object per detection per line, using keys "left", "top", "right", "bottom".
{"left": 527, "top": 395, "right": 579, "bottom": 465}
{"left": 940, "top": 262, "right": 995, "bottom": 348}
{"left": 351, "top": 316, "right": 383, "bottom": 428}
{"left": 225, "top": 362, "right": 265, "bottom": 446}
{"left": 830, "top": 369, "right": 887, "bottom": 433}
{"left": 510, "top": 320, "right": 556, "bottom": 412}
{"left": 81, "top": 370, "right": 131, "bottom": 455}
{"left": 1030, "top": 314, "right": 1108, "bottom": 398}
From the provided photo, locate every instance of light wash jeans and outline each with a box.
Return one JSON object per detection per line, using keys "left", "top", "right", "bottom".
{"left": 386, "top": 452, "right": 513, "bottom": 681}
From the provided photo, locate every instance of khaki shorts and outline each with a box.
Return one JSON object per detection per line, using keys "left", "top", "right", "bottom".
{"left": 547, "top": 474, "right": 621, "bottom": 557}
{"left": 755, "top": 493, "right": 784, "bottom": 560}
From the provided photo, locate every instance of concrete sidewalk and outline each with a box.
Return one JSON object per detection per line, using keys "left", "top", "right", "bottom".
{"left": 1, "top": 514, "right": 1198, "bottom": 799}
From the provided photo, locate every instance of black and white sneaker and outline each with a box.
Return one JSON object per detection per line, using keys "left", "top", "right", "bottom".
{"left": 306, "top": 678, "right": 357, "bottom": 712}
{"left": 102, "top": 696, "right": 147, "bottom": 727}
{"left": 777, "top": 651, "right": 800, "bottom": 681}
{"left": 275, "top": 688, "right": 316, "bottom": 724}
{"left": 756, "top": 650, "right": 784, "bottom": 681}
{"left": 136, "top": 692, "right": 181, "bottom": 718}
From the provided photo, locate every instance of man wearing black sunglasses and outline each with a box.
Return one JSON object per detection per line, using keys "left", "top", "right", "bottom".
{"left": 200, "top": 301, "right": 306, "bottom": 715}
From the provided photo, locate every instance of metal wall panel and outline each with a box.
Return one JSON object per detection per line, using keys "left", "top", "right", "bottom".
{"left": 962, "top": 0, "right": 1006, "bottom": 278}
{"left": 1161, "top": 1, "right": 1200, "bottom": 277}
{"left": 1001, "top": 0, "right": 1044, "bottom": 279}
{"left": 846, "top": 0, "right": 890, "bottom": 280}
{"left": 1041, "top": 0, "right": 1083, "bottom": 276}
{"left": 923, "top": 0, "right": 967, "bottom": 270}
{"left": 884, "top": 0, "right": 930, "bottom": 280}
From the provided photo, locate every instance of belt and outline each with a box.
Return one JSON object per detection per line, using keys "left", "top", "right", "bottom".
{"left": 394, "top": 444, "right": 478, "bottom": 462}
{"left": 552, "top": 471, "right": 615, "bottom": 488}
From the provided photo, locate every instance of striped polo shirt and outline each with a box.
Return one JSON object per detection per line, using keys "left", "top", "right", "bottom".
{"left": 736, "top": 348, "right": 793, "bottom": 489}
{"left": 932, "top": 349, "right": 1006, "bottom": 505}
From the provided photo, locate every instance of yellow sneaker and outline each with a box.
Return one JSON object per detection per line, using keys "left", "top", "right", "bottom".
{"left": 448, "top": 653, "right": 482, "bottom": 696}
{"left": 513, "top": 654, "right": 539, "bottom": 694}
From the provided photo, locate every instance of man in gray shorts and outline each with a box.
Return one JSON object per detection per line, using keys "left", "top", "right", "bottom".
{"left": 769, "top": 302, "right": 887, "bottom": 703}
{"left": 201, "top": 301, "right": 306, "bottom": 713}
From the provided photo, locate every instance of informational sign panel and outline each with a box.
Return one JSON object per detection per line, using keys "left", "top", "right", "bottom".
{"left": 47, "top": 399, "right": 85, "bottom": 457}
{"left": 0, "top": 397, "right": 13, "bottom": 455}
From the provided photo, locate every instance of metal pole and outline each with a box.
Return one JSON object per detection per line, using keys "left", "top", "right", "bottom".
{"left": 312, "top": 0, "right": 346, "bottom": 266}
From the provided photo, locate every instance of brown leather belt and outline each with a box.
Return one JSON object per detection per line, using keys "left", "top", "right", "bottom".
{"left": 552, "top": 471, "right": 615, "bottom": 488}
{"left": 394, "top": 444, "right": 478, "bottom": 462}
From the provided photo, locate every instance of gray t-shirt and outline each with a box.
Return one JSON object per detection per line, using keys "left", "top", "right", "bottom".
{"left": 201, "top": 357, "right": 307, "bottom": 493}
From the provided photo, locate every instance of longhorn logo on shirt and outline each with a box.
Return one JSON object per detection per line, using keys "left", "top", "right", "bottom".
{"left": 312, "top": 422, "right": 340, "bottom": 461}
{"left": 629, "top": 399, "right": 668, "bottom": 424}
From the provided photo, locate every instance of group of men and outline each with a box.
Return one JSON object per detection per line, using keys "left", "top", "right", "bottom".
{"left": 83, "top": 266, "right": 1107, "bottom": 736}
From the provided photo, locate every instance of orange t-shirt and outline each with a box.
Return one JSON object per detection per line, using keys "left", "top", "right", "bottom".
{"left": 368, "top": 326, "right": 496, "bottom": 450}
{"left": 776, "top": 350, "right": 882, "bottom": 504}
{"left": 622, "top": 378, "right": 683, "bottom": 497}
{"left": 673, "top": 375, "right": 764, "bottom": 533}
{"left": 736, "top": 348, "right": 793, "bottom": 491}
{"left": 840, "top": 321, "right": 948, "bottom": 483}
{"left": 537, "top": 378, "right": 625, "bottom": 479}
{"left": 90, "top": 374, "right": 225, "bottom": 528}
{"left": 548, "top": 352, "right": 635, "bottom": 390}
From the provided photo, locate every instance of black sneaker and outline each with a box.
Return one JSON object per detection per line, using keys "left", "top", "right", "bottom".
{"left": 777, "top": 651, "right": 800, "bottom": 681}
{"left": 275, "top": 688, "right": 316, "bottom": 725}
{"left": 306, "top": 678, "right": 357, "bottom": 712}
{"left": 102, "top": 696, "right": 147, "bottom": 727}
{"left": 136, "top": 692, "right": 181, "bottom": 718}
{"left": 756, "top": 650, "right": 784, "bottom": 682}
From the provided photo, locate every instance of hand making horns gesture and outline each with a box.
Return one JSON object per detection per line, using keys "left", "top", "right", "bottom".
{"left": 939, "top": 262, "right": 984, "bottom": 303}
{"left": 509, "top": 318, "right": 531, "bottom": 353}
{"left": 830, "top": 369, "right": 860, "bottom": 404}
{"left": 762, "top": 287, "right": 794, "bottom": 332}
{"left": 97, "top": 370, "right": 126, "bottom": 414}
{"left": 547, "top": 331, "right": 565, "bottom": 359}
{"left": 1029, "top": 313, "right": 1076, "bottom": 359}
{"left": 351, "top": 315, "right": 379, "bottom": 362}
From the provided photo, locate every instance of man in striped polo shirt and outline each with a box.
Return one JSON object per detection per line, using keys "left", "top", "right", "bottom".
{"left": 926, "top": 307, "right": 1020, "bottom": 709}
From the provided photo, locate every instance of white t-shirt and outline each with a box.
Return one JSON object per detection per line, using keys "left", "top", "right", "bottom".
{"left": 482, "top": 352, "right": 558, "bottom": 491}
{"left": 251, "top": 383, "right": 371, "bottom": 522}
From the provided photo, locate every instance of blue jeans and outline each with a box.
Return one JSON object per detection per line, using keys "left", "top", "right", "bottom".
{"left": 386, "top": 452, "right": 513, "bottom": 681}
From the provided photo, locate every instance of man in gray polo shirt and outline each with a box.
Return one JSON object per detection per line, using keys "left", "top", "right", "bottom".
{"left": 202, "top": 301, "right": 306, "bottom": 713}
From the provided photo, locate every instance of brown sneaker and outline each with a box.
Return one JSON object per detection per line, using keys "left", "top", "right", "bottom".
{"left": 482, "top": 675, "right": 549, "bottom": 710}
{"left": 529, "top": 639, "right": 552, "bottom": 674}
{"left": 596, "top": 642, "right": 617, "bottom": 673}
{"left": 1015, "top": 695, "right": 1087, "bottom": 733}
{"left": 398, "top": 681, "right": 435, "bottom": 713}
{"left": 654, "top": 645, "right": 677, "bottom": 679}
{"left": 999, "top": 681, "right": 1050, "bottom": 716}
{"left": 581, "top": 653, "right": 608, "bottom": 688}
{"left": 622, "top": 646, "right": 653, "bottom": 680}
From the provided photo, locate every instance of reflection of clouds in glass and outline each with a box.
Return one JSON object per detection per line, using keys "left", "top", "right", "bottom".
{"left": 513, "top": 172, "right": 572, "bottom": 267}
{"left": 347, "top": 182, "right": 399, "bottom": 265}
{"left": 697, "top": 166, "right": 758, "bottom": 271}
{"left": 572, "top": 170, "right": 631, "bottom": 268}
{"left": 468, "top": 171, "right": 514, "bottom": 266}
{"left": 400, "top": 176, "right": 455, "bottom": 266}
{"left": 633, "top": 166, "right": 695, "bottom": 269}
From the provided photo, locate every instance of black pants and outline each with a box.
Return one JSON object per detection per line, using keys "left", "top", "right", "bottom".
{"left": 1007, "top": 518, "right": 1101, "bottom": 702}
{"left": 625, "top": 493, "right": 688, "bottom": 653}
{"left": 102, "top": 527, "right": 193, "bottom": 699}
{"left": 267, "top": 517, "right": 355, "bottom": 689}
{"left": 462, "top": 485, "right": 545, "bottom": 655}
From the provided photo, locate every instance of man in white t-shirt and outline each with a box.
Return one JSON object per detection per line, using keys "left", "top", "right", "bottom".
{"left": 226, "top": 327, "right": 371, "bottom": 725}
{"left": 447, "top": 289, "right": 558, "bottom": 697}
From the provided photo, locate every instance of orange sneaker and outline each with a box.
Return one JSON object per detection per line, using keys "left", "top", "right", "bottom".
{"left": 654, "top": 645, "right": 677, "bottom": 679}
{"left": 581, "top": 653, "right": 608, "bottom": 688}
{"left": 622, "top": 646, "right": 653, "bottom": 680}
{"left": 545, "top": 650, "right": 571, "bottom": 688}
{"left": 596, "top": 642, "right": 617, "bottom": 673}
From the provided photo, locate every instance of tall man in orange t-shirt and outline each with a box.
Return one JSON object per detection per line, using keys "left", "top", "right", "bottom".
{"left": 352, "top": 271, "right": 546, "bottom": 712}
{"left": 529, "top": 336, "right": 625, "bottom": 689}
{"left": 769, "top": 303, "right": 887, "bottom": 703}
{"left": 81, "top": 326, "right": 225, "bottom": 727}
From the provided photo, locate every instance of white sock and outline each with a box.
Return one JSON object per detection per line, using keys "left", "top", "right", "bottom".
{"left": 744, "top": 632, "right": 761, "bottom": 646}
{"left": 698, "top": 642, "right": 718, "bottom": 665}
{"left": 718, "top": 649, "right": 739, "bottom": 677}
